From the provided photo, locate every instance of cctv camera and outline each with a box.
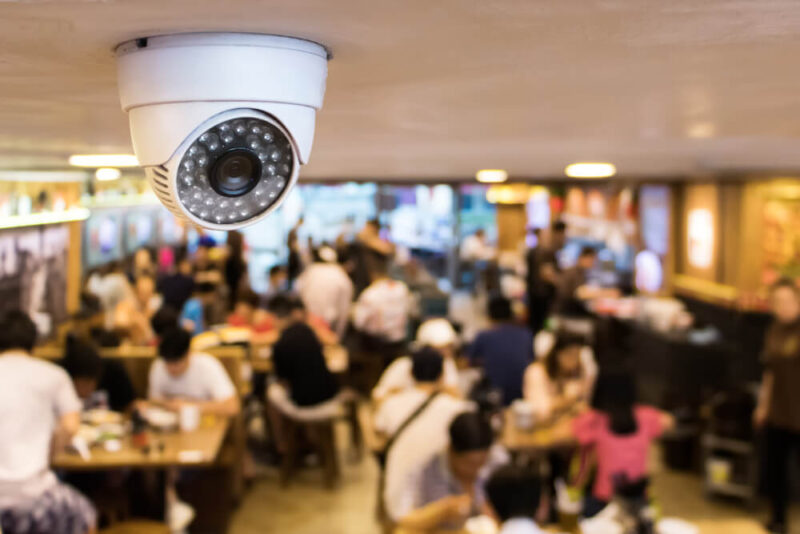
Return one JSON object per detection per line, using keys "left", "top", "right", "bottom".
{"left": 116, "top": 33, "right": 330, "bottom": 230}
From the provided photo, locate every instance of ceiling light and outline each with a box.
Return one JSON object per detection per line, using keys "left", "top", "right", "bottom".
{"left": 69, "top": 154, "right": 139, "bottom": 167}
{"left": 0, "top": 170, "right": 88, "bottom": 183}
{"left": 565, "top": 162, "right": 616, "bottom": 179}
{"left": 95, "top": 168, "right": 122, "bottom": 181}
{"left": 476, "top": 169, "right": 508, "bottom": 183}
{"left": 688, "top": 122, "right": 715, "bottom": 139}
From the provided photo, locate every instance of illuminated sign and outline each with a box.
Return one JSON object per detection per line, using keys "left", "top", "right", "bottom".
{"left": 687, "top": 208, "right": 714, "bottom": 268}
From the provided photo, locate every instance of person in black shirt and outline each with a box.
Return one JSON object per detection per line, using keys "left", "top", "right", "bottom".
{"left": 61, "top": 335, "right": 136, "bottom": 413}
{"left": 268, "top": 295, "right": 339, "bottom": 408}
{"left": 526, "top": 221, "right": 566, "bottom": 333}
{"left": 224, "top": 230, "right": 248, "bottom": 310}
{"left": 159, "top": 256, "right": 195, "bottom": 312}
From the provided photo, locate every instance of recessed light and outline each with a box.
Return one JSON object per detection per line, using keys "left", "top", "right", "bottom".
{"left": 69, "top": 154, "right": 139, "bottom": 167}
{"left": 476, "top": 169, "right": 508, "bottom": 183}
{"left": 564, "top": 162, "right": 616, "bottom": 179}
{"left": 95, "top": 168, "right": 122, "bottom": 181}
{"left": 688, "top": 122, "right": 715, "bottom": 139}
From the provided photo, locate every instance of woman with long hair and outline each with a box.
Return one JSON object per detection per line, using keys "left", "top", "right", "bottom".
{"left": 523, "top": 333, "right": 594, "bottom": 420}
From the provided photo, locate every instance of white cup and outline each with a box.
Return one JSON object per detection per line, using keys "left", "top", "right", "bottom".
{"left": 179, "top": 404, "right": 201, "bottom": 433}
{"left": 512, "top": 399, "right": 536, "bottom": 431}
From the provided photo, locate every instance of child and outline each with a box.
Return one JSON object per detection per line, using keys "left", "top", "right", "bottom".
{"left": 571, "top": 371, "right": 674, "bottom": 516}
{"left": 486, "top": 465, "right": 544, "bottom": 533}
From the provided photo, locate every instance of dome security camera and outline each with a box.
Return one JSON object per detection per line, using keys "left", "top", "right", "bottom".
{"left": 116, "top": 33, "right": 330, "bottom": 230}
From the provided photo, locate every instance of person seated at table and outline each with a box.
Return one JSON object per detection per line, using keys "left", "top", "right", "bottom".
{"left": 266, "top": 296, "right": 340, "bottom": 415}
{"left": 61, "top": 335, "right": 136, "bottom": 413}
{"left": 260, "top": 264, "right": 289, "bottom": 308}
{"left": 486, "top": 465, "right": 544, "bottom": 534}
{"left": 523, "top": 333, "right": 595, "bottom": 421}
{"left": 353, "top": 258, "right": 411, "bottom": 368}
{"left": 281, "top": 295, "right": 339, "bottom": 347}
{"left": 151, "top": 304, "right": 182, "bottom": 339}
{"left": 159, "top": 255, "right": 195, "bottom": 312}
{"left": 66, "top": 292, "right": 122, "bottom": 348}
{"left": 227, "top": 289, "right": 274, "bottom": 334}
{"left": 192, "top": 243, "right": 222, "bottom": 287}
{"left": 469, "top": 295, "right": 534, "bottom": 406}
{"left": 113, "top": 274, "right": 163, "bottom": 345}
{"left": 391, "top": 412, "right": 498, "bottom": 532}
{"left": 147, "top": 327, "right": 240, "bottom": 417}
{"left": 570, "top": 371, "right": 674, "bottom": 517}
{"left": 375, "top": 347, "right": 468, "bottom": 437}
{"left": 373, "top": 318, "right": 462, "bottom": 404}
{"left": 0, "top": 310, "right": 97, "bottom": 534}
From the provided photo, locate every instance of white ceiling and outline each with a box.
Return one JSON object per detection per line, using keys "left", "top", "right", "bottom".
{"left": 2, "top": 0, "right": 800, "bottom": 180}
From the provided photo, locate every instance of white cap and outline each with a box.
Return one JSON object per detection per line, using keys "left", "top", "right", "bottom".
{"left": 318, "top": 246, "right": 337, "bottom": 263}
{"left": 416, "top": 318, "right": 458, "bottom": 348}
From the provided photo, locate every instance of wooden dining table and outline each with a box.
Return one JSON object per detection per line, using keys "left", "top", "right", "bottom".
{"left": 500, "top": 410, "right": 577, "bottom": 454}
{"left": 52, "top": 417, "right": 230, "bottom": 471}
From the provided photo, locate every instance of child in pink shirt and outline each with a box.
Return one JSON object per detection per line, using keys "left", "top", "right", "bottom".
{"left": 572, "top": 372, "right": 674, "bottom": 514}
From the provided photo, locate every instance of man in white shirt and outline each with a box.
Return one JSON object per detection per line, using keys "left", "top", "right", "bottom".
{"left": 377, "top": 348, "right": 472, "bottom": 524}
{"left": 0, "top": 311, "right": 96, "bottom": 534}
{"left": 373, "top": 318, "right": 461, "bottom": 404}
{"left": 460, "top": 229, "right": 496, "bottom": 263}
{"left": 295, "top": 246, "right": 354, "bottom": 338}
{"left": 486, "top": 465, "right": 545, "bottom": 534}
{"left": 391, "top": 412, "right": 500, "bottom": 531}
{"left": 353, "top": 260, "right": 411, "bottom": 367}
{"left": 147, "top": 327, "right": 240, "bottom": 417}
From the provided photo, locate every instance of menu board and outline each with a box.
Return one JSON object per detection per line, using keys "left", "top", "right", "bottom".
{"left": 638, "top": 186, "right": 670, "bottom": 257}
{"left": 762, "top": 198, "right": 800, "bottom": 284}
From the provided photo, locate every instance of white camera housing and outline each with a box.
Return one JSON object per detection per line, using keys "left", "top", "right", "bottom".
{"left": 116, "top": 33, "right": 330, "bottom": 230}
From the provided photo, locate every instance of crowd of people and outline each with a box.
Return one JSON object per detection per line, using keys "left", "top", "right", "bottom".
{"left": 0, "top": 216, "right": 798, "bottom": 534}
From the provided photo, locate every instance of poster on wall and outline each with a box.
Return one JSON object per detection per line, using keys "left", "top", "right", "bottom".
{"left": 0, "top": 224, "right": 68, "bottom": 337}
{"left": 84, "top": 209, "right": 124, "bottom": 269}
{"left": 124, "top": 208, "right": 159, "bottom": 254}
{"left": 762, "top": 198, "right": 800, "bottom": 284}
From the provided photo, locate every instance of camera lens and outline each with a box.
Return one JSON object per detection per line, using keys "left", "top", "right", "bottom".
{"left": 210, "top": 149, "right": 261, "bottom": 197}
{"left": 177, "top": 116, "right": 295, "bottom": 226}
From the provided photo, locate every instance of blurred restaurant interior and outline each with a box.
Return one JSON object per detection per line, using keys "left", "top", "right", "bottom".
{"left": 4, "top": 3, "right": 800, "bottom": 534}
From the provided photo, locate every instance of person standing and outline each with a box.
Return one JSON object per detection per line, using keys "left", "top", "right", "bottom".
{"left": 351, "top": 219, "right": 395, "bottom": 296}
{"left": 287, "top": 217, "right": 305, "bottom": 289}
{"left": 553, "top": 246, "right": 597, "bottom": 317}
{"left": 295, "top": 246, "right": 354, "bottom": 338}
{"left": 526, "top": 221, "right": 566, "bottom": 334}
{"left": 460, "top": 229, "right": 496, "bottom": 264}
{"left": 0, "top": 311, "right": 96, "bottom": 534}
{"left": 755, "top": 279, "right": 800, "bottom": 534}
{"left": 223, "top": 230, "right": 248, "bottom": 311}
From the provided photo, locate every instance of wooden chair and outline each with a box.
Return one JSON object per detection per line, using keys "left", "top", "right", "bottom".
{"left": 279, "top": 413, "right": 341, "bottom": 489}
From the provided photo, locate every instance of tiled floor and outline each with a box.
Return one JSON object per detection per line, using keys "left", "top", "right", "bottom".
{"left": 229, "top": 425, "right": 774, "bottom": 534}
